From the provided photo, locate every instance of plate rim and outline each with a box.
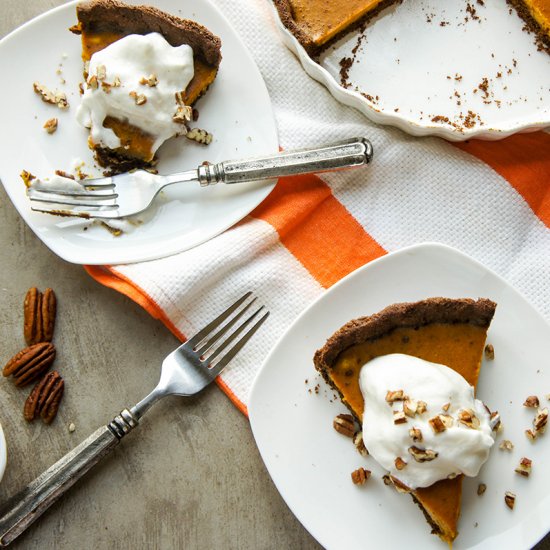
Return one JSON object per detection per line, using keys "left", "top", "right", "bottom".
{"left": 249, "top": 241, "right": 550, "bottom": 549}
{"left": 0, "top": 0, "right": 279, "bottom": 265}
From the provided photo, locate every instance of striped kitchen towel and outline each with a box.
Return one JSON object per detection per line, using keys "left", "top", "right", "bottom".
{"left": 86, "top": 0, "right": 550, "bottom": 415}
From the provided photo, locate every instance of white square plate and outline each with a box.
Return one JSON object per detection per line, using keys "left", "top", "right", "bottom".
{"left": 249, "top": 243, "right": 550, "bottom": 549}
{"left": 0, "top": 0, "right": 278, "bottom": 265}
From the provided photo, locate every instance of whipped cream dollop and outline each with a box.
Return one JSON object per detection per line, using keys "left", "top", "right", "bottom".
{"left": 29, "top": 174, "right": 85, "bottom": 193}
{"left": 360, "top": 354, "right": 495, "bottom": 489}
{"left": 76, "top": 32, "right": 194, "bottom": 153}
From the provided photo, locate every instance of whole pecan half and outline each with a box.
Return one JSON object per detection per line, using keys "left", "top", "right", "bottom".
{"left": 23, "top": 287, "right": 56, "bottom": 345}
{"left": 24, "top": 370, "right": 64, "bottom": 424}
{"left": 3, "top": 342, "right": 56, "bottom": 386}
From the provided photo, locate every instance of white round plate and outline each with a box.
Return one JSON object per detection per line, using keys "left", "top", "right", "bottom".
{"left": 0, "top": 0, "right": 278, "bottom": 265}
{"left": 272, "top": 0, "right": 550, "bottom": 141}
{"left": 249, "top": 242, "right": 550, "bottom": 549}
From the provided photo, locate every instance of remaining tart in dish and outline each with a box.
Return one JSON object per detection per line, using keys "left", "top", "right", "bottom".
{"left": 71, "top": 0, "right": 222, "bottom": 172}
{"left": 273, "top": 0, "right": 550, "bottom": 57}
{"left": 508, "top": 0, "right": 550, "bottom": 52}
{"left": 273, "top": 0, "right": 397, "bottom": 56}
{"left": 314, "top": 297, "right": 497, "bottom": 544}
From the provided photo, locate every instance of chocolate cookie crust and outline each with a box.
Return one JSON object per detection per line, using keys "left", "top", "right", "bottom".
{"left": 314, "top": 297, "right": 497, "bottom": 382}
{"left": 75, "top": 0, "right": 222, "bottom": 67}
{"left": 507, "top": 0, "right": 550, "bottom": 54}
{"left": 273, "top": 0, "right": 403, "bottom": 57}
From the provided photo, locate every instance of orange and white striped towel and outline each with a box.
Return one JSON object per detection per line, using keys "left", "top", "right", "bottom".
{"left": 86, "top": 0, "right": 550, "bottom": 415}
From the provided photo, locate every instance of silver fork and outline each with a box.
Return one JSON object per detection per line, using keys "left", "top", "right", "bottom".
{"left": 27, "top": 137, "right": 373, "bottom": 219}
{"left": 0, "top": 292, "right": 268, "bottom": 547}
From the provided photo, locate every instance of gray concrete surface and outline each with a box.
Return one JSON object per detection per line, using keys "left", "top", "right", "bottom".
{"left": 1, "top": 2, "right": 548, "bottom": 549}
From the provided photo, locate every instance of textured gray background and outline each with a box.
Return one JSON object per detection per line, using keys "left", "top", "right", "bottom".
{"left": 0, "top": 1, "right": 548, "bottom": 549}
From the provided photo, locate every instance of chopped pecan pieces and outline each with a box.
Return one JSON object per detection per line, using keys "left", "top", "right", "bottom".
{"left": 3, "top": 342, "right": 56, "bottom": 387}
{"left": 409, "top": 426, "right": 423, "bottom": 442}
{"left": 526, "top": 408, "right": 549, "bottom": 441}
{"left": 403, "top": 398, "right": 418, "bottom": 417}
{"left": 389, "top": 476, "right": 411, "bottom": 493}
{"left": 429, "top": 415, "right": 446, "bottom": 433}
{"left": 24, "top": 287, "right": 56, "bottom": 345}
{"left": 96, "top": 64, "right": 106, "bottom": 81}
{"left": 386, "top": 389, "right": 406, "bottom": 403}
{"left": 442, "top": 402, "right": 451, "bottom": 412}
{"left": 499, "top": 439, "right": 514, "bottom": 451}
{"left": 416, "top": 400, "right": 428, "bottom": 414}
{"left": 515, "top": 457, "right": 532, "bottom": 477}
{"left": 20, "top": 170, "right": 36, "bottom": 187}
{"left": 484, "top": 344, "right": 494, "bottom": 360}
{"left": 458, "top": 409, "right": 480, "bottom": 429}
{"left": 33, "top": 82, "right": 69, "bottom": 109}
{"left": 186, "top": 128, "right": 213, "bottom": 145}
{"left": 351, "top": 467, "right": 371, "bottom": 485}
{"left": 504, "top": 491, "right": 516, "bottom": 510}
{"left": 395, "top": 457, "right": 407, "bottom": 470}
{"left": 533, "top": 408, "right": 548, "bottom": 433}
{"left": 173, "top": 105, "right": 193, "bottom": 124}
{"left": 43, "top": 118, "right": 58, "bottom": 134}
{"left": 333, "top": 413, "right": 355, "bottom": 437}
{"left": 139, "top": 73, "right": 158, "bottom": 87}
{"left": 490, "top": 410, "right": 501, "bottom": 432}
{"left": 393, "top": 410, "right": 407, "bottom": 425}
{"left": 24, "top": 371, "right": 64, "bottom": 424}
{"left": 523, "top": 395, "right": 540, "bottom": 408}
{"left": 129, "top": 91, "right": 147, "bottom": 105}
{"left": 408, "top": 445, "right": 438, "bottom": 462}
{"left": 477, "top": 483, "right": 487, "bottom": 495}
{"left": 353, "top": 431, "right": 369, "bottom": 457}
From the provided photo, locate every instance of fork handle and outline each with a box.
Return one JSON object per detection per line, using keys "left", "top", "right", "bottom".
{"left": 196, "top": 136, "right": 373, "bottom": 186}
{"left": 0, "top": 410, "right": 138, "bottom": 547}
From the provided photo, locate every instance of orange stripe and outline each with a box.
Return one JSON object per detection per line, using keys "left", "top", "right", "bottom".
{"left": 251, "top": 173, "right": 386, "bottom": 287}
{"left": 455, "top": 132, "right": 550, "bottom": 227}
{"left": 84, "top": 265, "right": 248, "bottom": 416}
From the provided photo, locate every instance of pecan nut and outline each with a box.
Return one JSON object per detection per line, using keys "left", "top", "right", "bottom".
{"left": 41, "top": 288, "right": 57, "bottom": 342}
{"left": 24, "top": 287, "right": 56, "bottom": 345}
{"left": 3, "top": 342, "right": 56, "bottom": 386}
{"left": 333, "top": 413, "right": 356, "bottom": 437}
{"left": 24, "top": 371, "right": 64, "bottom": 424}
{"left": 351, "top": 467, "right": 371, "bottom": 485}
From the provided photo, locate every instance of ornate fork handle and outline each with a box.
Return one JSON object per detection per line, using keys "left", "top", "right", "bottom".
{"left": 195, "top": 137, "right": 373, "bottom": 186}
{"left": 0, "top": 410, "right": 139, "bottom": 547}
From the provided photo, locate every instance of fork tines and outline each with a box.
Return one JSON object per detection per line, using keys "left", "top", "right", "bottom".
{"left": 188, "top": 292, "right": 269, "bottom": 377}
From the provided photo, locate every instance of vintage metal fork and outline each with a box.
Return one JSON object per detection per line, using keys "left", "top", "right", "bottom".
{"left": 0, "top": 292, "right": 268, "bottom": 546}
{"left": 27, "top": 137, "right": 373, "bottom": 219}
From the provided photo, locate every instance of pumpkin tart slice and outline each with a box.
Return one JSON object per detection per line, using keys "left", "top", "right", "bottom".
{"left": 70, "top": 0, "right": 222, "bottom": 172}
{"left": 314, "top": 297, "right": 496, "bottom": 544}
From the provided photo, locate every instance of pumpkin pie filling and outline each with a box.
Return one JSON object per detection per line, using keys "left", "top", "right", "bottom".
{"left": 71, "top": 0, "right": 222, "bottom": 172}
{"left": 314, "top": 297, "right": 497, "bottom": 544}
